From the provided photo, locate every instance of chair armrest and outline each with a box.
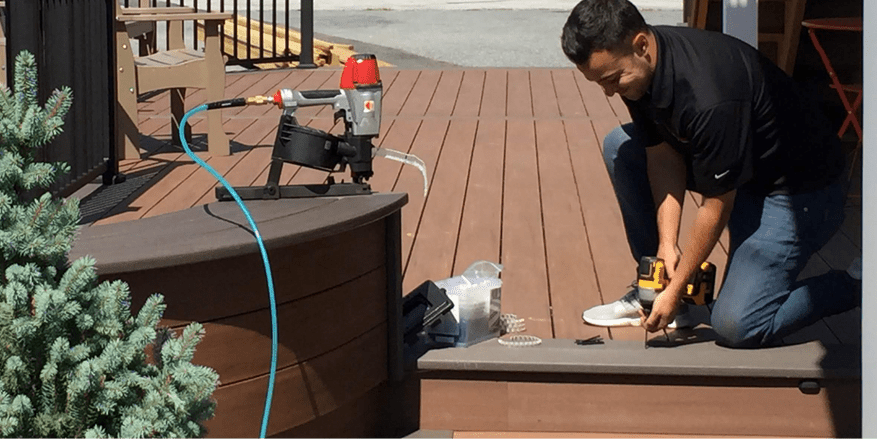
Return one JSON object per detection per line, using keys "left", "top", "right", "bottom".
{"left": 124, "top": 20, "right": 155, "bottom": 40}
{"left": 118, "top": 10, "right": 232, "bottom": 22}
{"left": 120, "top": 6, "right": 196, "bottom": 15}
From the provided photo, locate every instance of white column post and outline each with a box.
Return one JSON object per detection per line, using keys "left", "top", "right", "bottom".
{"left": 863, "top": 0, "right": 875, "bottom": 437}
{"left": 722, "top": 0, "right": 758, "bottom": 48}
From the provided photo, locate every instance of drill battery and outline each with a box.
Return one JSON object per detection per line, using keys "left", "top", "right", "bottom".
{"left": 637, "top": 256, "right": 716, "bottom": 307}
{"left": 683, "top": 260, "right": 716, "bottom": 305}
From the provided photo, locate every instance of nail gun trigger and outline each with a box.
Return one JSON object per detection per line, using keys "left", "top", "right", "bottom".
{"left": 333, "top": 109, "right": 347, "bottom": 123}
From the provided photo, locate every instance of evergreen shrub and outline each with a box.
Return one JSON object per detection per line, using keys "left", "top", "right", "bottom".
{"left": 0, "top": 51, "right": 219, "bottom": 438}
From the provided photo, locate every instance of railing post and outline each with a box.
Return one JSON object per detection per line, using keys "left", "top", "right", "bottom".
{"left": 104, "top": 0, "right": 123, "bottom": 186}
{"left": 298, "top": 0, "right": 317, "bottom": 68}
{"left": 6, "top": 0, "right": 41, "bottom": 79}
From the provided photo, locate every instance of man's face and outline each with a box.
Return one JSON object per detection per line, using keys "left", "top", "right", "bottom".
{"left": 578, "top": 46, "right": 653, "bottom": 101}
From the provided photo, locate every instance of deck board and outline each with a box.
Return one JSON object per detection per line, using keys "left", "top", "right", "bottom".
{"left": 404, "top": 119, "right": 477, "bottom": 290}
{"left": 454, "top": 70, "right": 486, "bottom": 118}
{"left": 402, "top": 70, "right": 472, "bottom": 288}
{"left": 480, "top": 70, "right": 507, "bottom": 118}
{"left": 453, "top": 119, "right": 505, "bottom": 275}
{"left": 564, "top": 119, "right": 627, "bottom": 343}
{"left": 382, "top": 70, "right": 420, "bottom": 118}
{"left": 86, "top": 67, "right": 860, "bottom": 348}
{"left": 398, "top": 119, "right": 450, "bottom": 285}
{"left": 371, "top": 119, "right": 420, "bottom": 194}
{"left": 552, "top": 69, "right": 589, "bottom": 118}
{"left": 502, "top": 119, "right": 553, "bottom": 339}
{"left": 506, "top": 70, "right": 532, "bottom": 119}
{"left": 530, "top": 70, "right": 560, "bottom": 118}
{"left": 536, "top": 118, "right": 601, "bottom": 340}
{"left": 399, "top": 70, "right": 441, "bottom": 118}
{"left": 427, "top": 70, "right": 464, "bottom": 117}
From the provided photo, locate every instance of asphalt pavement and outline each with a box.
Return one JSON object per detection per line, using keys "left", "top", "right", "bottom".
{"left": 235, "top": 0, "right": 681, "bottom": 11}
{"left": 298, "top": 8, "right": 684, "bottom": 68}
{"left": 239, "top": 0, "right": 686, "bottom": 69}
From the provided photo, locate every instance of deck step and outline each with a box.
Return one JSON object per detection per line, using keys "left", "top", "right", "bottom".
{"left": 404, "top": 430, "right": 454, "bottom": 438}
{"left": 406, "top": 430, "right": 795, "bottom": 438}
{"left": 450, "top": 430, "right": 790, "bottom": 438}
{"left": 417, "top": 338, "right": 860, "bottom": 379}
{"left": 413, "top": 338, "right": 861, "bottom": 437}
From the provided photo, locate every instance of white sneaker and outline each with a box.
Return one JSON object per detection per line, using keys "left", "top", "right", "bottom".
{"left": 668, "top": 303, "right": 693, "bottom": 329}
{"left": 581, "top": 289, "right": 694, "bottom": 328}
{"left": 582, "top": 289, "right": 642, "bottom": 327}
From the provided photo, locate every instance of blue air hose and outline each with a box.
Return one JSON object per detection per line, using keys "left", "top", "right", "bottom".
{"left": 179, "top": 103, "right": 277, "bottom": 439}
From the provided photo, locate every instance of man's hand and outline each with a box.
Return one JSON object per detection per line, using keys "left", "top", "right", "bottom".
{"left": 656, "top": 244, "right": 681, "bottom": 281}
{"left": 642, "top": 190, "right": 736, "bottom": 333}
{"left": 640, "top": 284, "right": 683, "bottom": 332}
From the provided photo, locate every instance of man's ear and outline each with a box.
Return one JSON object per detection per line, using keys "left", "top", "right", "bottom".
{"left": 632, "top": 32, "right": 649, "bottom": 56}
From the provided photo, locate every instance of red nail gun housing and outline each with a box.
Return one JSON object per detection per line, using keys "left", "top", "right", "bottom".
{"left": 340, "top": 54, "right": 381, "bottom": 89}
{"left": 216, "top": 54, "right": 384, "bottom": 201}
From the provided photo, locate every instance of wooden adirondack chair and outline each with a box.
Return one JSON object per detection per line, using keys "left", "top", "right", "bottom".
{"left": 114, "top": 1, "right": 232, "bottom": 159}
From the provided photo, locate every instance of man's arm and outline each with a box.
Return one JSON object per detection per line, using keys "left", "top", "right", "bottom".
{"left": 643, "top": 190, "right": 735, "bottom": 332}
{"left": 646, "top": 141, "right": 686, "bottom": 278}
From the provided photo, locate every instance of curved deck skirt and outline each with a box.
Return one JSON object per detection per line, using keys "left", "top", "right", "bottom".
{"left": 70, "top": 193, "right": 409, "bottom": 438}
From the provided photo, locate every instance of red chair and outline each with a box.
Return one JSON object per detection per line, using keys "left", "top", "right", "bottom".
{"left": 801, "top": 17, "right": 863, "bottom": 142}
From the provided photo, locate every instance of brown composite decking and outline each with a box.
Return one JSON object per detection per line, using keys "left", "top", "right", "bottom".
{"left": 78, "top": 66, "right": 862, "bottom": 348}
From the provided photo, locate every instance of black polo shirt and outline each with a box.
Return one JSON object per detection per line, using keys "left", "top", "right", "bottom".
{"left": 623, "top": 25, "right": 845, "bottom": 197}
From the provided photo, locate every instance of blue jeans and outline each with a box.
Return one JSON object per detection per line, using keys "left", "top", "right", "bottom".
{"left": 603, "top": 123, "right": 859, "bottom": 348}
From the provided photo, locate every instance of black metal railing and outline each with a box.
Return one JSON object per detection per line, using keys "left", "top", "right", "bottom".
{"left": 124, "top": 0, "right": 318, "bottom": 68}
{"left": 5, "top": 0, "right": 115, "bottom": 197}
{"left": 1, "top": 0, "right": 316, "bottom": 197}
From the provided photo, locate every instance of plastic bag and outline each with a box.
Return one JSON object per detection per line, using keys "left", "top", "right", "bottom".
{"left": 433, "top": 260, "right": 503, "bottom": 347}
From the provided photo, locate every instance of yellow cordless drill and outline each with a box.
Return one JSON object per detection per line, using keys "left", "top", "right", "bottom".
{"left": 637, "top": 256, "right": 716, "bottom": 347}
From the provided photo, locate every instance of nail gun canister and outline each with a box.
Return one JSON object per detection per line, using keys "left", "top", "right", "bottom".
{"left": 273, "top": 116, "right": 343, "bottom": 172}
{"left": 340, "top": 54, "right": 381, "bottom": 89}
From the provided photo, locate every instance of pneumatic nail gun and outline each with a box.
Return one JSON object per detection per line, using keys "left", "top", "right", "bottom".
{"left": 216, "top": 54, "right": 427, "bottom": 201}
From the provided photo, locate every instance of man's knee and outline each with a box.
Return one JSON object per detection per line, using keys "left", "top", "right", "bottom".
{"left": 710, "top": 305, "right": 778, "bottom": 349}
{"left": 602, "top": 125, "right": 628, "bottom": 166}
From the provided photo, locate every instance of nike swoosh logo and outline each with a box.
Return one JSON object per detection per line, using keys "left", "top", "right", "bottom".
{"left": 714, "top": 170, "right": 730, "bottom": 179}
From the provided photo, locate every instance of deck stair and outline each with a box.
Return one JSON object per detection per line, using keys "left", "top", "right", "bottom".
{"left": 414, "top": 336, "right": 861, "bottom": 437}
